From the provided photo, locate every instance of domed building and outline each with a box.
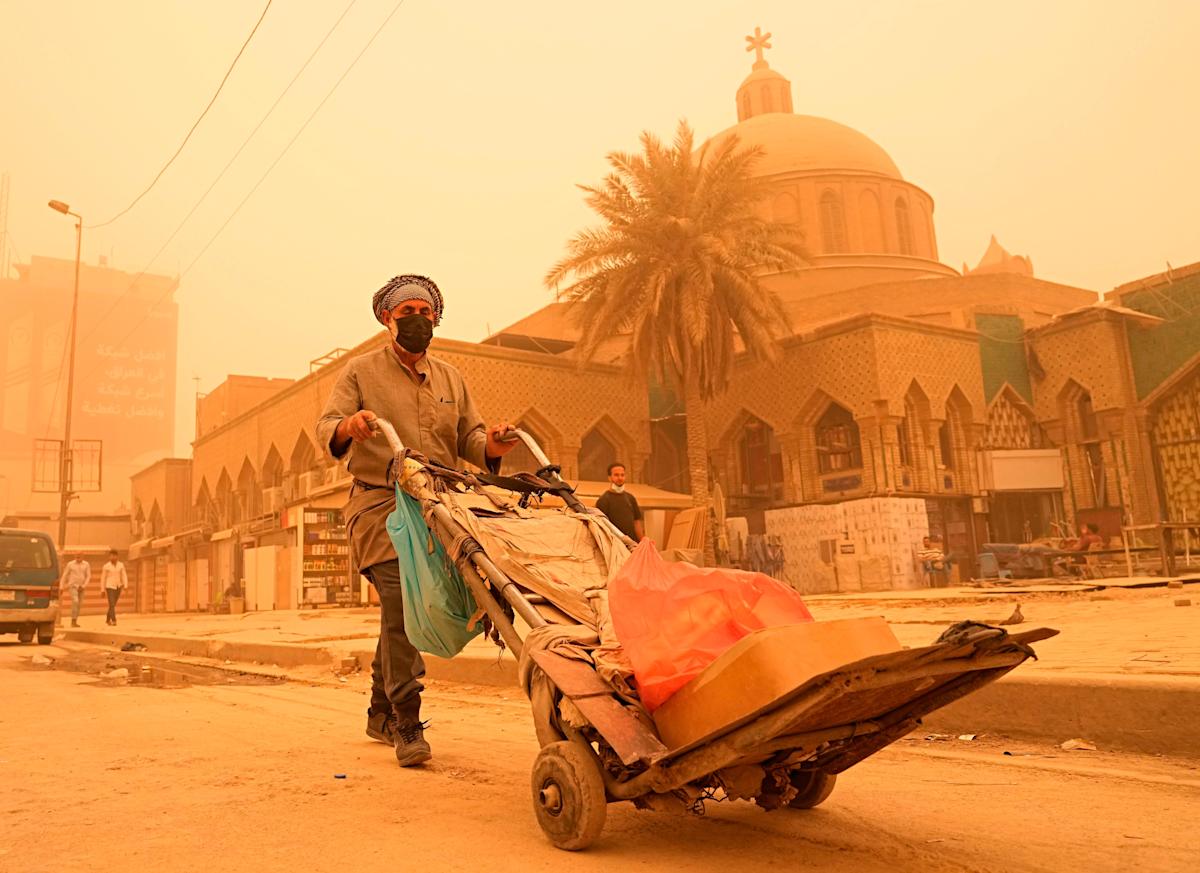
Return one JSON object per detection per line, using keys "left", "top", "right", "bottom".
{"left": 714, "top": 46, "right": 949, "bottom": 281}
{"left": 483, "top": 30, "right": 1200, "bottom": 594}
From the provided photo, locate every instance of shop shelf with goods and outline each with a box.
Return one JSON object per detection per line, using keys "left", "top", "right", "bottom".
{"left": 301, "top": 508, "right": 355, "bottom": 608}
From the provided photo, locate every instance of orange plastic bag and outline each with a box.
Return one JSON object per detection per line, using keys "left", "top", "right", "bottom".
{"left": 609, "top": 542, "right": 813, "bottom": 711}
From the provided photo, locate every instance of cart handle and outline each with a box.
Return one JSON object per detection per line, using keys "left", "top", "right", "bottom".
{"left": 371, "top": 419, "right": 553, "bottom": 471}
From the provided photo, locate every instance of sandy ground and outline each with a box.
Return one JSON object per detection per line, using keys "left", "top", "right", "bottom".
{"left": 2, "top": 640, "right": 1197, "bottom": 873}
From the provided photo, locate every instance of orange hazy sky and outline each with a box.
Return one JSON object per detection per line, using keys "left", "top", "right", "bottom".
{"left": 3, "top": 0, "right": 1198, "bottom": 454}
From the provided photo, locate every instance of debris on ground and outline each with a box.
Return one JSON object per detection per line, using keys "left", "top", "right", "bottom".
{"left": 924, "top": 733, "right": 953, "bottom": 742}
{"left": 31, "top": 654, "right": 53, "bottom": 666}
{"left": 1166, "top": 579, "right": 1184, "bottom": 589}
{"left": 100, "top": 667, "right": 130, "bottom": 680}
{"left": 120, "top": 642, "right": 148, "bottom": 652}
{"left": 1173, "top": 598, "right": 1192, "bottom": 607}
{"left": 998, "top": 604, "right": 1025, "bottom": 626}
{"left": 958, "top": 734, "right": 978, "bottom": 741}
{"left": 1061, "top": 738, "right": 1098, "bottom": 752}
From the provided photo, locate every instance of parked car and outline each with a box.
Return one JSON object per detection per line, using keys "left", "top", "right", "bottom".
{"left": 0, "top": 528, "right": 60, "bottom": 645}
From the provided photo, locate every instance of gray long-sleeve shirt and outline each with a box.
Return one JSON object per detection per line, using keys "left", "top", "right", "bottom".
{"left": 61, "top": 559, "right": 91, "bottom": 590}
{"left": 316, "top": 344, "right": 492, "bottom": 571}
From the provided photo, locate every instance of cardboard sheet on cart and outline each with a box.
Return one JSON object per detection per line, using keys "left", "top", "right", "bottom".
{"left": 435, "top": 490, "right": 630, "bottom": 627}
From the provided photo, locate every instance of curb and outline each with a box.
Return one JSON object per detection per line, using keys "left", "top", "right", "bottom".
{"left": 61, "top": 629, "right": 1196, "bottom": 757}
{"left": 921, "top": 672, "right": 1200, "bottom": 758}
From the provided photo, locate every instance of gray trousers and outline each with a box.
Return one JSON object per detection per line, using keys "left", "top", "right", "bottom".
{"left": 365, "top": 560, "right": 426, "bottom": 723}
{"left": 70, "top": 588, "right": 84, "bottom": 622}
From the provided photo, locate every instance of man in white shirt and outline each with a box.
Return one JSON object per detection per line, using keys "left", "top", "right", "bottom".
{"left": 100, "top": 549, "right": 128, "bottom": 626}
{"left": 60, "top": 554, "right": 91, "bottom": 627}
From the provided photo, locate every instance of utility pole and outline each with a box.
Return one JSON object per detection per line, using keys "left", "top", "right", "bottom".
{"left": 48, "top": 199, "right": 82, "bottom": 552}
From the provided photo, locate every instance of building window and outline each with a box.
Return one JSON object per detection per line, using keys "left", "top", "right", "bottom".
{"left": 939, "top": 421, "right": 954, "bottom": 470}
{"left": 819, "top": 191, "right": 847, "bottom": 253}
{"left": 1078, "top": 392, "right": 1099, "bottom": 441}
{"left": 738, "top": 416, "right": 784, "bottom": 502}
{"left": 898, "top": 415, "right": 912, "bottom": 467}
{"left": 816, "top": 404, "right": 862, "bottom": 473}
{"left": 895, "top": 198, "right": 913, "bottom": 255}
{"left": 579, "top": 427, "right": 618, "bottom": 482}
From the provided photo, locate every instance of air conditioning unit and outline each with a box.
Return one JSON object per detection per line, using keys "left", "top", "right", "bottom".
{"left": 282, "top": 478, "right": 295, "bottom": 502}
{"left": 262, "top": 486, "right": 283, "bottom": 514}
{"left": 297, "top": 471, "right": 321, "bottom": 497}
{"left": 323, "top": 465, "right": 347, "bottom": 486}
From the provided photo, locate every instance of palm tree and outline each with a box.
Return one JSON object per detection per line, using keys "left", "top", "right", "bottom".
{"left": 545, "top": 120, "right": 807, "bottom": 537}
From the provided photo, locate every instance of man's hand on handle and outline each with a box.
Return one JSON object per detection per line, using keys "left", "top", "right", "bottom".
{"left": 486, "top": 423, "right": 517, "bottom": 460}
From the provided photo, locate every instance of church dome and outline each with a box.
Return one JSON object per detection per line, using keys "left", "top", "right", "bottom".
{"left": 710, "top": 113, "right": 903, "bottom": 180}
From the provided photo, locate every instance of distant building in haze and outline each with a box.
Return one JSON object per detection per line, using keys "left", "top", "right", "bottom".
{"left": 0, "top": 255, "right": 178, "bottom": 522}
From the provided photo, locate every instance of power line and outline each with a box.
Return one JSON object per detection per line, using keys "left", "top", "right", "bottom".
{"left": 74, "top": 0, "right": 409, "bottom": 401}
{"left": 88, "top": 0, "right": 274, "bottom": 229}
{"left": 179, "top": 0, "right": 408, "bottom": 277}
{"left": 74, "top": 0, "right": 359, "bottom": 353}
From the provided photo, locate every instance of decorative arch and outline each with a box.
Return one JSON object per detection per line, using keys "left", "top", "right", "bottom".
{"left": 984, "top": 384, "right": 1042, "bottom": 449}
{"left": 194, "top": 478, "right": 216, "bottom": 528}
{"left": 940, "top": 386, "right": 974, "bottom": 474}
{"left": 235, "top": 458, "right": 258, "bottom": 522}
{"left": 578, "top": 414, "right": 636, "bottom": 483}
{"left": 148, "top": 501, "right": 165, "bottom": 538}
{"left": 215, "top": 470, "right": 234, "bottom": 528}
{"left": 1058, "top": 379, "right": 1106, "bottom": 509}
{"left": 1057, "top": 379, "right": 1099, "bottom": 443}
{"left": 819, "top": 190, "right": 847, "bottom": 254}
{"left": 899, "top": 381, "right": 932, "bottom": 467}
{"left": 725, "top": 410, "right": 784, "bottom": 504}
{"left": 815, "top": 402, "right": 863, "bottom": 475}
{"left": 288, "top": 431, "right": 320, "bottom": 475}
{"left": 261, "top": 444, "right": 284, "bottom": 489}
{"left": 858, "top": 189, "right": 884, "bottom": 252}
{"left": 506, "top": 408, "right": 564, "bottom": 476}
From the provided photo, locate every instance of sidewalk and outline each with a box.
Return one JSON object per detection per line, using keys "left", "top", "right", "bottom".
{"left": 62, "top": 575, "right": 1200, "bottom": 756}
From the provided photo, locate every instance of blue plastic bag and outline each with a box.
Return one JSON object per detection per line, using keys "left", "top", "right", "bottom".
{"left": 385, "top": 487, "right": 481, "bottom": 658}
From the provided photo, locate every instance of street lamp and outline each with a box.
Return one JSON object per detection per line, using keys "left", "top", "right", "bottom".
{"left": 47, "top": 199, "right": 83, "bottom": 553}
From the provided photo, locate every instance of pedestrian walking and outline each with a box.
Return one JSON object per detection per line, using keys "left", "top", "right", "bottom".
{"left": 316, "top": 274, "right": 517, "bottom": 766}
{"left": 59, "top": 553, "right": 91, "bottom": 626}
{"left": 99, "top": 549, "right": 127, "bottom": 626}
{"left": 595, "top": 462, "right": 644, "bottom": 542}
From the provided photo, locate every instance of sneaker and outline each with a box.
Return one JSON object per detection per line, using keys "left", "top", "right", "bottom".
{"left": 71, "top": 621, "right": 79, "bottom": 627}
{"left": 365, "top": 709, "right": 398, "bottom": 745}
{"left": 394, "top": 720, "right": 432, "bottom": 767}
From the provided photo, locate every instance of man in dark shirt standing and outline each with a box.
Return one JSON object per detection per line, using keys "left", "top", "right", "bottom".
{"left": 595, "top": 462, "right": 644, "bottom": 542}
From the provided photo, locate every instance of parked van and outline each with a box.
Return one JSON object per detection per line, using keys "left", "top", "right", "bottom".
{"left": 0, "top": 528, "right": 60, "bottom": 645}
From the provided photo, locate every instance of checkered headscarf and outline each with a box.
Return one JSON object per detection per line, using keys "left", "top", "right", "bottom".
{"left": 372, "top": 275, "right": 444, "bottom": 325}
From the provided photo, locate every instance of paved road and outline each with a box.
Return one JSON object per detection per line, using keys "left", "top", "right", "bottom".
{"left": 2, "top": 641, "right": 1197, "bottom": 873}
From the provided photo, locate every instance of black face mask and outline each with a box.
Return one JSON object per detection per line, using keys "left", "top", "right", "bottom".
{"left": 391, "top": 314, "right": 434, "bottom": 353}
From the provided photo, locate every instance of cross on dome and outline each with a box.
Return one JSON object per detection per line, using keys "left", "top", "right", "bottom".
{"left": 745, "top": 26, "right": 772, "bottom": 68}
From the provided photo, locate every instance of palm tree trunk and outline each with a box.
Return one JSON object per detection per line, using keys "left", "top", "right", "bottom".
{"left": 682, "top": 372, "right": 716, "bottom": 565}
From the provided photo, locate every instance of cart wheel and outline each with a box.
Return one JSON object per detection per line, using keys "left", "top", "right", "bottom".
{"left": 788, "top": 769, "right": 837, "bottom": 809}
{"left": 531, "top": 741, "right": 607, "bottom": 851}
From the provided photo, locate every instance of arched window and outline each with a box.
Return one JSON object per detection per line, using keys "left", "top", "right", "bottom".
{"left": 816, "top": 404, "right": 862, "bottom": 473}
{"left": 737, "top": 416, "right": 783, "bottom": 502}
{"left": 819, "top": 191, "right": 847, "bottom": 253}
{"left": 895, "top": 197, "right": 913, "bottom": 255}
{"left": 579, "top": 427, "right": 618, "bottom": 482}
{"left": 762, "top": 87, "right": 774, "bottom": 113}
{"left": 1078, "top": 392, "right": 1099, "bottom": 441}
{"left": 938, "top": 421, "right": 954, "bottom": 470}
{"left": 898, "top": 414, "right": 913, "bottom": 467}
